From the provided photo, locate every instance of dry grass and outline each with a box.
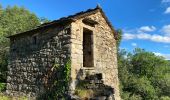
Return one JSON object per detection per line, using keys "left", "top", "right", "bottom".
{"left": 75, "top": 88, "right": 94, "bottom": 99}
{"left": 0, "top": 93, "right": 28, "bottom": 100}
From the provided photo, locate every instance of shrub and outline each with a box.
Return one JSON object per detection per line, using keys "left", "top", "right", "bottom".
{"left": 0, "top": 83, "right": 5, "bottom": 91}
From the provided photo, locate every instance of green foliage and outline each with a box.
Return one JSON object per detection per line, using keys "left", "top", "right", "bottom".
{"left": 0, "top": 50, "right": 8, "bottom": 82}
{"left": 0, "top": 5, "right": 40, "bottom": 36}
{"left": 0, "top": 83, "right": 5, "bottom": 91}
{"left": 0, "top": 3, "right": 169, "bottom": 100}
{"left": 121, "top": 92, "right": 142, "bottom": 100}
{"left": 160, "top": 96, "right": 170, "bottom": 100}
{"left": 118, "top": 48, "right": 170, "bottom": 99}
{"left": 75, "top": 77, "right": 94, "bottom": 98}
{"left": 116, "top": 29, "right": 122, "bottom": 47}
{"left": 131, "top": 48, "right": 167, "bottom": 77}
{"left": 54, "top": 59, "right": 71, "bottom": 98}
{"left": 75, "top": 88, "right": 93, "bottom": 98}
{"left": 39, "top": 59, "right": 71, "bottom": 100}
{"left": 64, "top": 59, "right": 71, "bottom": 83}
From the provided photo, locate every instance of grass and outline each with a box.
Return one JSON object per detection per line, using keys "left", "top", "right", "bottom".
{"left": 75, "top": 88, "right": 94, "bottom": 99}
{"left": 0, "top": 93, "right": 28, "bottom": 100}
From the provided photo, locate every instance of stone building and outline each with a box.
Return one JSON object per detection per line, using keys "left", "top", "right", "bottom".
{"left": 7, "top": 6, "right": 120, "bottom": 100}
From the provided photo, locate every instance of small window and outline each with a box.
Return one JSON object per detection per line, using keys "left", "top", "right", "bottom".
{"left": 33, "top": 36, "right": 37, "bottom": 44}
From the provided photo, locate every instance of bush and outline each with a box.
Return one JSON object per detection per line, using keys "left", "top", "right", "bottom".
{"left": 0, "top": 83, "right": 5, "bottom": 91}
{"left": 160, "top": 96, "right": 170, "bottom": 100}
{"left": 118, "top": 48, "right": 170, "bottom": 99}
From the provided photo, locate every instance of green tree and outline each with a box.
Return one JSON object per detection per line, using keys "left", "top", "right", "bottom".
{"left": 118, "top": 48, "right": 170, "bottom": 99}
{"left": 115, "top": 22, "right": 170, "bottom": 100}
{"left": 131, "top": 48, "right": 168, "bottom": 77}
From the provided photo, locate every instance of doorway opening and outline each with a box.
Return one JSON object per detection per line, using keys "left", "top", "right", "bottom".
{"left": 83, "top": 28, "right": 94, "bottom": 67}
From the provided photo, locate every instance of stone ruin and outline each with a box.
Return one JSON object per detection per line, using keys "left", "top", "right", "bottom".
{"left": 7, "top": 6, "right": 121, "bottom": 100}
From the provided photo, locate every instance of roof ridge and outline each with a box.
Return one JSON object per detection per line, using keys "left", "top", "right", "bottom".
{"left": 7, "top": 5, "right": 116, "bottom": 38}
{"left": 39, "top": 6, "right": 100, "bottom": 27}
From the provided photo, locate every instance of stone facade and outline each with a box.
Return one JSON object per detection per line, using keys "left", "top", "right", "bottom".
{"left": 7, "top": 6, "right": 120, "bottom": 100}
{"left": 70, "top": 11, "right": 120, "bottom": 100}
{"left": 7, "top": 25, "right": 71, "bottom": 98}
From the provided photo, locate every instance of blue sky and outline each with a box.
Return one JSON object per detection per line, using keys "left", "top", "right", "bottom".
{"left": 1, "top": 0, "right": 170, "bottom": 59}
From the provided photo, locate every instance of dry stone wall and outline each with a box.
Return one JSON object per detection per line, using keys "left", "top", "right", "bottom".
{"left": 7, "top": 9, "right": 120, "bottom": 100}
{"left": 7, "top": 25, "right": 71, "bottom": 98}
{"left": 70, "top": 11, "right": 120, "bottom": 100}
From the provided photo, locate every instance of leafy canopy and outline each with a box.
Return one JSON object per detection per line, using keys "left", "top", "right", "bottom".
{"left": 118, "top": 48, "right": 170, "bottom": 100}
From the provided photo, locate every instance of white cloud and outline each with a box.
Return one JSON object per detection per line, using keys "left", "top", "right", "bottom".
{"left": 164, "top": 7, "right": 170, "bottom": 14}
{"left": 139, "top": 26, "right": 156, "bottom": 32}
{"left": 153, "top": 52, "right": 170, "bottom": 60}
{"left": 123, "top": 33, "right": 135, "bottom": 40}
{"left": 123, "top": 33, "right": 170, "bottom": 43}
{"left": 123, "top": 25, "right": 170, "bottom": 43}
{"left": 151, "top": 35, "right": 170, "bottom": 43}
{"left": 162, "top": 0, "right": 170, "bottom": 3}
{"left": 161, "top": 24, "right": 170, "bottom": 36}
{"left": 131, "top": 43, "right": 137, "bottom": 47}
{"left": 136, "top": 33, "right": 151, "bottom": 39}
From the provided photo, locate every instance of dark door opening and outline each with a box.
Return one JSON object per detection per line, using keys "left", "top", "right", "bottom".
{"left": 83, "top": 28, "right": 94, "bottom": 67}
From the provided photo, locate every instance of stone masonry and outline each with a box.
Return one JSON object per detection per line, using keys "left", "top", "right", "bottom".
{"left": 7, "top": 6, "right": 121, "bottom": 100}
